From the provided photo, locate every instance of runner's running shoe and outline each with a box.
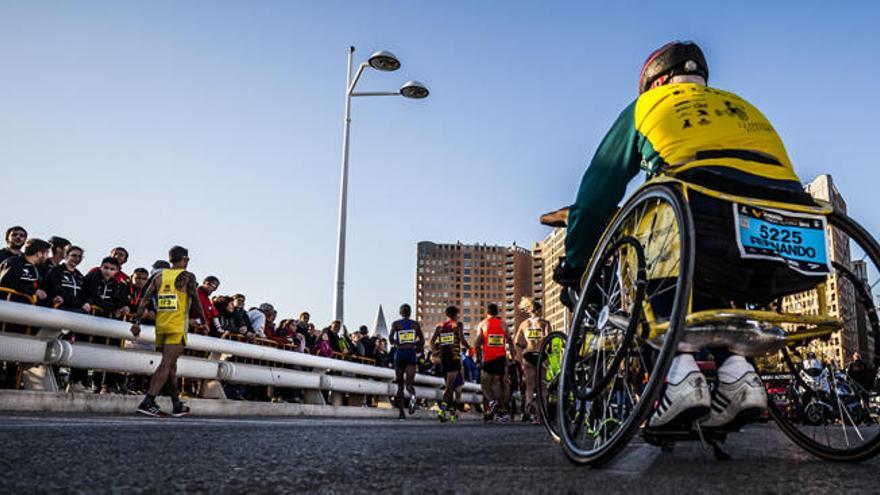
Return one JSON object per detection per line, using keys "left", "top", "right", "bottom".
{"left": 408, "top": 395, "right": 417, "bottom": 415}
{"left": 171, "top": 401, "right": 191, "bottom": 418}
{"left": 136, "top": 398, "right": 163, "bottom": 418}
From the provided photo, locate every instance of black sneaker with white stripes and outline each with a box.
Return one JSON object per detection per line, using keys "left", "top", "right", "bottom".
{"left": 648, "top": 371, "right": 711, "bottom": 430}
{"left": 136, "top": 398, "right": 164, "bottom": 417}
{"left": 171, "top": 401, "right": 191, "bottom": 418}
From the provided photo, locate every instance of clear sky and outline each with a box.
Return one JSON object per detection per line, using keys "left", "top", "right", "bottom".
{"left": 1, "top": 1, "right": 878, "bottom": 328}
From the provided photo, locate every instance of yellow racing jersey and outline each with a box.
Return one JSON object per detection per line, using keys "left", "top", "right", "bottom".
{"left": 155, "top": 268, "right": 189, "bottom": 335}
{"left": 566, "top": 83, "right": 804, "bottom": 266}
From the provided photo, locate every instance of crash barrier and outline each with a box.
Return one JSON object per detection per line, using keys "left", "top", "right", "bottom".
{"left": 0, "top": 300, "right": 482, "bottom": 406}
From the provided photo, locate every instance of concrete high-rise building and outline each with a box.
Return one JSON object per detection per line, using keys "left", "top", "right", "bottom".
{"left": 504, "top": 245, "right": 535, "bottom": 331}
{"left": 781, "top": 175, "right": 871, "bottom": 366}
{"left": 536, "top": 227, "right": 569, "bottom": 334}
{"left": 532, "top": 241, "right": 545, "bottom": 308}
{"left": 415, "top": 242, "right": 534, "bottom": 342}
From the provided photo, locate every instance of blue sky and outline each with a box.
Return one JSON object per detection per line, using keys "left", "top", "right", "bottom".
{"left": 1, "top": 1, "right": 878, "bottom": 328}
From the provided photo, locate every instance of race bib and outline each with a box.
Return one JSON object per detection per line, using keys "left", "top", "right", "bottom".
{"left": 439, "top": 333, "right": 455, "bottom": 345}
{"left": 734, "top": 204, "right": 830, "bottom": 276}
{"left": 157, "top": 294, "right": 178, "bottom": 312}
{"left": 399, "top": 330, "right": 416, "bottom": 344}
{"left": 527, "top": 329, "right": 543, "bottom": 340}
{"left": 487, "top": 334, "right": 504, "bottom": 347}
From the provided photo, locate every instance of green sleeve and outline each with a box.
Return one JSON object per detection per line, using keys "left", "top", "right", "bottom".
{"left": 565, "top": 100, "right": 641, "bottom": 267}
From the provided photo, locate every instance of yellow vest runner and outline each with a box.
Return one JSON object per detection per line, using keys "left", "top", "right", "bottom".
{"left": 155, "top": 268, "right": 190, "bottom": 335}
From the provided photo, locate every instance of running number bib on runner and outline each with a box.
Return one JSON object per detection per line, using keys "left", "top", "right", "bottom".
{"left": 157, "top": 294, "right": 179, "bottom": 311}
{"left": 487, "top": 334, "right": 504, "bottom": 347}
{"left": 527, "top": 329, "right": 542, "bottom": 339}
{"left": 733, "top": 204, "right": 830, "bottom": 276}
{"left": 398, "top": 330, "right": 416, "bottom": 344}
{"left": 439, "top": 332, "right": 455, "bottom": 345}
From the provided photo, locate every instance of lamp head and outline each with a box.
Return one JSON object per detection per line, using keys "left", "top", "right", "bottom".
{"left": 400, "top": 80, "right": 429, "bottom": 99}
{"left": 368, "top": 51, "right": 401, "bottom": 72}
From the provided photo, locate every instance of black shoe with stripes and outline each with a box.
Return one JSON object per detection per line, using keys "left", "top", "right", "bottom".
{"left": 136, "top": 398, "right": 165, "bottom": 418}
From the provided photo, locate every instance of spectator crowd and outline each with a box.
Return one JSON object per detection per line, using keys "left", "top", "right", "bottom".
{"left": 0, "top": 225, "right": 405, "bottom": 395}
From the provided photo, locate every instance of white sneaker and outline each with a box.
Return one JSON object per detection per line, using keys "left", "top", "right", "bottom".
{"left": 701, "top": 371, "right": 767, "bottom": 428}
{"left": 648, "top": 371, "right": 711, "bottom": 429}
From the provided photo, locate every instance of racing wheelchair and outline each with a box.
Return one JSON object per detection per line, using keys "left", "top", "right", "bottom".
{"left": 542, "top": 176, "right": 880, "bottom": 465}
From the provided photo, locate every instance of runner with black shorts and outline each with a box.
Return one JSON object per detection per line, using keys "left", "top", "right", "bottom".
{"left": 474, "top": 303, "right": 515, "bottom": 422}
{"left": 389, "top": 303, "right": 424, "bottom": 420}
{"left": 429, "top": 305, "right": 469, "bottom": 422}
{"left": 513, "top": 297, "right": 550, "bottom": 424}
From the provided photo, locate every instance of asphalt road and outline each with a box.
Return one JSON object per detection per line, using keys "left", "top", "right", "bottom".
{"left": 1, "top": 413, "right": 877, "bottom": 494}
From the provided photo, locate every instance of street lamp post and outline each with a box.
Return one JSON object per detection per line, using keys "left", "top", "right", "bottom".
{"left": 332, "top": 46, "right": 429, "bottom": 324}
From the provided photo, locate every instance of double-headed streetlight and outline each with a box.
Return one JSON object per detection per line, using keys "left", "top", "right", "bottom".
{"left": 333, "top": 46, "right": 429, "bottom": 324}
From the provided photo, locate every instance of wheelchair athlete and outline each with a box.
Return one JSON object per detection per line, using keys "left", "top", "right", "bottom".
{"left": 555, "top": 41, "right": 814, "bottom": 430}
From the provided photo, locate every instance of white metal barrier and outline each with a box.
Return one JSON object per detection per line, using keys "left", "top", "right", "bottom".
{"left": 0, "top": 300, "right": 481, "bottom": 405}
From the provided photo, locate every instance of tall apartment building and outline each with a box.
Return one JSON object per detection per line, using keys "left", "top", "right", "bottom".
{"left": 504, "top": 245, "right": 535, "bottom": 331}
{"left": 781, "top": 175, "right": 871, "bottom": 366}
{"left": 532, "top": 241, "right": 545, "bottom": 308}
{"left": 415, "top": 241, "right": 534, "bottom": 342}
{"left": 536, "top": 227, "right": 569, "bottom": 334}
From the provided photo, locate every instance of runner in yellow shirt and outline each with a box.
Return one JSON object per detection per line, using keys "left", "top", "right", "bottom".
{"left": 130, "top": 246, "right": 205, "bottom": 417}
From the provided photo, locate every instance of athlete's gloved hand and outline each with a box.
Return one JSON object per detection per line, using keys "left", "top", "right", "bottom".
{"left": 560, "top": 287, "right": 578, "bottom": 311}
{"left": 552, "top": 257, "right": 585, "bottom": 288}
{"left": 553, "top": 258, "right": 583, "bottom": 311}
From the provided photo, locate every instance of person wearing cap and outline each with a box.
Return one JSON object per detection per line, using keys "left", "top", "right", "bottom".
{"left": 554, "top": 41, "right": 798, "bottom": 431}
{"left": 247, "top": 303, "right": 276, "bottom": 339}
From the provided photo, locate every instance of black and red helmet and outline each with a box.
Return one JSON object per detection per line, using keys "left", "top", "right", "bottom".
{"left": 638, "top": 41, "right": 709, "bottom": 94}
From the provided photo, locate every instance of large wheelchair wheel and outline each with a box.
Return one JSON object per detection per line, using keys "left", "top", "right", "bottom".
{"left": 558, "top": 184, "right": 694, "bottom": 465}
{"left": 766, "top": 211, "right": 880, "bottom": 462}
{"left": 536, "top": 331, "right": 567, "bottom": 443}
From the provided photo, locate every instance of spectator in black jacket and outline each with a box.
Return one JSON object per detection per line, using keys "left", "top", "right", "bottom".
{"left": 213, "top": 296, "right": 241, "bottom": 336}
{"left": 44, "top": 245, "right": 89, "bottom": 312}
{"left": 82, "top": 256, "right": 129, "bottom": 318}
{"left": 848, "top": 352, "right": 873, "bottom": 392}
{"left": 0, "top": 226, "right": 27, "bottom": 264}
{"left": 374, "top": 338, "right": 391, "bottom": 367}
{"left": 87, "top": 247, "right": 130, "bottom": 284}
{"left": 45, "top": 236, "right": 71, "bottom": 271}
{"left": 0, "top": 238, "right": 50, "bottom": 303}
{"left": 296, "top": 312, "right": 314, "bottom": 349}
{"left": 231, "top": 293, "right": 254, "bottom": 336}
{"left": 358, "top": 326, "right": 376, "bottom": 358}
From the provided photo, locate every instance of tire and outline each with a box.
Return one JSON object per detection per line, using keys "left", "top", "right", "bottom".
{"left": 536, "top": 331, "right": 567, "bottom": 443}
{"left": 768, "top": 210, "right": 880, "bottom": 462}
{"left": 557, "top": 184, "right": 694, "bottom": 466}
